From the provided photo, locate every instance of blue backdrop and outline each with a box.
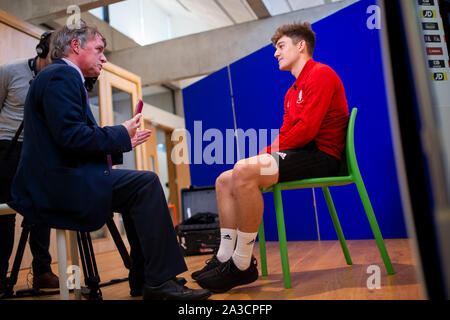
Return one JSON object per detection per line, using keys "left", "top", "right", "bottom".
{"left": 182, "top": 0, "right": 407, "bottom": 240}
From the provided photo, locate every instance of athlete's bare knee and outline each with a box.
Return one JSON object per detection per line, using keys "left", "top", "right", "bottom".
{"left": 216, "top": 170, "right": 232, "bottom": 191}
{"left": 232, "top": 163, "right": 257, "bottom": 190}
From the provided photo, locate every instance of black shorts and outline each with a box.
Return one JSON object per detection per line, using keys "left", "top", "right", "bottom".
{"left": 270, "top": 140, "right": 341, "bottom": 183}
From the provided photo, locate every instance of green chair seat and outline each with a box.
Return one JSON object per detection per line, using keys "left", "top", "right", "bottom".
{"left": 258, "top": 108, "right": 395, "bottom": 289}
{"left": 261, "top": 175, "right": 354, "bottom": 193}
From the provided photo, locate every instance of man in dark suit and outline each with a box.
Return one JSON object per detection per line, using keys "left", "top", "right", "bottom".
{"left": 8, "top": 22, "right": 210, "bottom": 300}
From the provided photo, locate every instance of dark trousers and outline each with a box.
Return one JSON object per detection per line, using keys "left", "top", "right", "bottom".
{"left": 0, "top": 140, "right": 52, "bottom": 281}
{"left": 0, "top": 214, "right": 52, "bottom": 280}
{"left": 110, "top": 169, "right": 187, "bottom": 287}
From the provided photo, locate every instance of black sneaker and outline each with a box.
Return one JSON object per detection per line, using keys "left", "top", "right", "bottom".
{"left": 197, "top": 257, "right": 258, "bottom": 293}
{"left": 191, "top": 255, "right": 224, "bottom": 281}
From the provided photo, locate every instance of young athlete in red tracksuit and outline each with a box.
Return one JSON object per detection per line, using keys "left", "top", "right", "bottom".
{"left": 194, "top": 22, "right": 349, "bottom": 294}
{"left": 261, "top": 58, "right": 349, "bottom": 182}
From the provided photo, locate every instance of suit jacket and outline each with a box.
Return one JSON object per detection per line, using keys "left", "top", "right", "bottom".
{"left": 8, "top": 59, "right": 132, "bottom": 231}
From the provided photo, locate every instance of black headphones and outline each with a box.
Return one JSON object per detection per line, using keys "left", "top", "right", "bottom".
{"left": 84, "top": 77, "right": 98, "bottom": 92}
{"left": 35, "top": 31, "right": 53, "bottom": 59}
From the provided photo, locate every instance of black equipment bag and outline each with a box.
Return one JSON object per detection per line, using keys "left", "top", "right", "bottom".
{"left": 175, "top": 212, "right": 220, "bottom": 256}
{"left": 180, "top": 185, "right": 218, "bottom": 221}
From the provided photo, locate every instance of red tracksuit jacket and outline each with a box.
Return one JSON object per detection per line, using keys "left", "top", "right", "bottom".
{"left": 261, "top": 59, "right": 349, "bottom": 160}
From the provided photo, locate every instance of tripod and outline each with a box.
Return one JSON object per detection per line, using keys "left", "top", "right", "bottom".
{"left": 3, "top": 214, "right": 131, "bottom": 300}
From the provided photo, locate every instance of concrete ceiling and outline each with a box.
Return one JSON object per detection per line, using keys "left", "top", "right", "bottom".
{"left": 148, "top": 0, "right": 342, "bottom": 24}
{"left": 0, "top": 0, "right": 123, "bottom": 25}
{"left": 106, "top": 0, "right": 356, "bottom": 88}
{"left": 0, "top": 0, "right": 345, "bottom": 53}
{"left": 133, "top": 0, "right": 341, "bottom": 33}
{"left": 0, "top": 0, "right": 139, "bottom": 52}
{"left": 152, "top": 0, "right": 259, "bottom": 25}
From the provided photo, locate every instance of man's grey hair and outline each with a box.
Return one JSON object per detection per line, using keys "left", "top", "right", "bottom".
{"left": 51, "top": 20, "right": 106, "bottom": 60}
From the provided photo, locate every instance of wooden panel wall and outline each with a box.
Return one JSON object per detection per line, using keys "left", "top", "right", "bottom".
{"left": 0, "top": 9, "right": 42, "bottom": 65}
{"left": 0, "top": 22, "right": 37, "bottom": 64}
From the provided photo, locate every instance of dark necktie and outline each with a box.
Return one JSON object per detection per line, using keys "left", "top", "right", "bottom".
{"left": 84, "top": 85, "right": 113, "bottom": 169}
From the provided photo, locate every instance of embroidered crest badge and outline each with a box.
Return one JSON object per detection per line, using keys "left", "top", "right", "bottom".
{"left": 297, "top": 90, "right": 303, "bottom": 104}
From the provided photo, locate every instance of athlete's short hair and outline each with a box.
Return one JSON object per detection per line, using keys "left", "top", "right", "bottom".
{"left": 271, "top": 21, "right": 316, "bottom": 56}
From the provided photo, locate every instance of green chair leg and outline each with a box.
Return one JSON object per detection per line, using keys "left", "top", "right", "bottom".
{"left": 355, "top": 178, "right": 395, "bottom": 275}
{"left": 258, "top": 219, "right": 268, "bottom": 276}
{"left": 322, "top": 186, "right": 353, "bottom": 265}
{"left": 273, "top": 184, "right": 292, "bottom": 289}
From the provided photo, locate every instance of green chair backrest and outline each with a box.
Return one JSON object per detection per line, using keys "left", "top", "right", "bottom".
{"left": 345, "top": 108, "right": 359, "bottom": 179}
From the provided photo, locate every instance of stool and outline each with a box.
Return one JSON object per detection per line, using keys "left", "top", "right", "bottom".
{"left": 0, "top": 203, "right": 81, "bottom": 300}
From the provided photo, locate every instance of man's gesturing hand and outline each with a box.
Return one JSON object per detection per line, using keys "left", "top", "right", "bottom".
{"left": 121, "top": 114, "right": 152, "bottom": 148}
{"left": 131, "top": 129, "right": 152, "bottom": 148}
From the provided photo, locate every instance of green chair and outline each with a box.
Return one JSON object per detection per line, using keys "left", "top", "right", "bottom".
{"left": 258, "top": 108, "right": 395, "bottom": 289}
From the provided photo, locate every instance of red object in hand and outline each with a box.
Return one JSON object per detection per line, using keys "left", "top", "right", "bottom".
{"left": 135, "top": 99, "right": 143, "bottom": 115}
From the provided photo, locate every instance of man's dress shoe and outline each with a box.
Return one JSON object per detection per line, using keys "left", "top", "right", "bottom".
{"left": 131, "top": 277, "right": 187, "bottom": 297}
{"left": 143, "top": 278, "right": 211, "bottom": 300}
